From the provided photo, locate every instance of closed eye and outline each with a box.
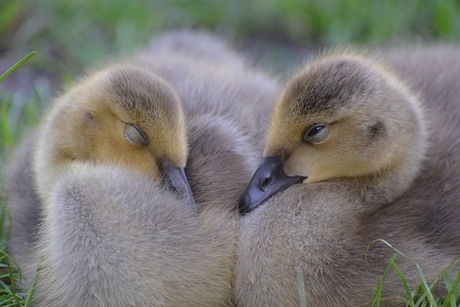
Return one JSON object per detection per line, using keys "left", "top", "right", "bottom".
{"left": 125, "top": 124, "right": 148, "bottom": 145}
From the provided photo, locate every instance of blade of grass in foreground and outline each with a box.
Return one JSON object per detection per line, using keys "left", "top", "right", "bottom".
{"left": 416, "top": 258, "right": 460, "bottom": 307}
{"left": 371, "top": 255, "right": 397, "bottom": 307}
{"left": 0, "top": 250, "right": 22, "bottom": 306}
{"left": 389, "top": 257, "right": 415, "bottom": 306}
{"left": 372, "top": 239, "right": 460, "bottom": 307}
{"left": 23, "top": 263, "right": 40, "bottom": 307}
{"left": 372, "top": 239, "right": 436, "bottom": 307}
{"left": 0, "top": 51, "right": 37, "bottom": 83}
{"left": 443, "top": 270, "right": 460, "bottom": 307}
{"left": 414, "top": 262, "right": 436, "bottom": 306}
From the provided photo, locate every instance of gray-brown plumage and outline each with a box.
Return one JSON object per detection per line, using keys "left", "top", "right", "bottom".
{"left": 235, "top": 45, "right": 460, "bottom": 306}
{"left": 36, "top": 165, "right": 235, "bottom": 306}
{"left": 4, "top": 133, "right": 41, "bottom": 277}
{"left": 138, "top": 30, "right": 279, "bottom": 303}
{"left": 137, "top": 30, "right": 278, "bottom": 154}
{"left": 6, "top": 31, "right": 277, "bottom": 306}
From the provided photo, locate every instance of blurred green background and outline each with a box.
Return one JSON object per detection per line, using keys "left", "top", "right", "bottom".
{"left": 2, "top": 0, "right": 460, "bottom": 151}
{"left": 1, "top": 0, "right": 460, "bottom": 303}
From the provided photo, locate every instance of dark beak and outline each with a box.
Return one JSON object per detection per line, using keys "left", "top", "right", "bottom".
{"left": 161, "top": 160, "right": 196, "bottom": 208}
{"left": 239, "top": 154, "right": 305, "bottom": 215}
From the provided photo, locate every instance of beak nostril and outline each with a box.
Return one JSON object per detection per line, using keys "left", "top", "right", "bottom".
{"left": 259, "top": 177, "right": 271, "bottom": 191}
{"left": 239, "top": 155, "right": 305, "bottom": 214}
{"left": 160, "top": 160, "right": 196, "bottom": 208}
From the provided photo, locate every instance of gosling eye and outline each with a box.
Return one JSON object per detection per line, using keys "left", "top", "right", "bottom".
{"left": 303, "top": 124, "right": 330, "bottom": 144}
{"left": 125, "top": 124, "right": 148, "bottom": 146}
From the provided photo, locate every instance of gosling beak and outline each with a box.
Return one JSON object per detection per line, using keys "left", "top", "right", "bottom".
{"left": 161, "top": 160, "right": 195, "bottom": 207}
{"left": 239, "top": 154, "right": 305, "bottom": 215}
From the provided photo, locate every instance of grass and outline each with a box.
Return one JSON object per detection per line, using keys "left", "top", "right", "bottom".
{"left": 0, "top": 51, "right": 38, "bottom": 161}
{"left": 369, "top": 240, "right": 460, "bottom": 307}
{"left": 0, "top": 207, "right": 38, "bottom": 307}
{"left": 2, "top": 0, "right": 460, "bottom": 87}
{"left": 0, "top": 52, "right": 36, "bottom": 83}
{"left": 0, "top": 52, "right": 39, "bottom": 307}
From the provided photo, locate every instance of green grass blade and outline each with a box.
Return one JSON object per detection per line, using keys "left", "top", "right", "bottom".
{"left": 412, "top": 263, "right": 436, "bottom": 307}
{"left": 23, "top": 263, "right": 41, "bottom": 307}
{"left": 1, "top": 102, "right": 12, "bottom": 149}
{"left": 443, "top": 271, "right": 452, "bottom": 290}
{"left": 389, "top": 257, "right": 415, "bottom": 306}
{"left": 4, "top": 257, "right": 20, "bottom": 306}
{"left": 370, "top": 240, "right": 460, "bottom": 306}
{"left": 413, "top": 284, "right": 427, "bottom": 307}
{"left": 0, "top": 281, "right": 13, "bottom": 295}
{"left": 417, "top": 263, "right": 436, "bottom": 306}
{"left": 443, "top": 270, "right": 460, "bottom": 306}
{"left": 371, "top": 255, "right": 397, "bottom": 307}
{"left": 0, "top": 51, "right": 37, "bottom": 83}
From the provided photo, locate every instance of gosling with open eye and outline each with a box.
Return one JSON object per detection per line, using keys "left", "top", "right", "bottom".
{"left": 235, "top": 46, "right": 460, "bottom": 306}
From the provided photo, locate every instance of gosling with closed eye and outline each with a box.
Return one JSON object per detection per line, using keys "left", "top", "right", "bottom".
{"left": 6, "top": 62, "right": 244, "bottom": 306}
{"left": 33, "top": 64, "right": 193, "bottom": 207}
{"left": 7, "top": 63, "right": 192, "bottom": 267}
{"left": 235, "top": 46, "right": 460, "bottom": 306}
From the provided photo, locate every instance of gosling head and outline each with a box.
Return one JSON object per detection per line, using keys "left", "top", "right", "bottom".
{"left": 35, "top": 63, "right": 194, "bottom": 205}
{"left": 240, "top": 51, "right": 427, "bottom": 214}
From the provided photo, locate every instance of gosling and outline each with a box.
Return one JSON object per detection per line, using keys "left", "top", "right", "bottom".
{"left": 235, "top": 45, "right": 460, "bottom": 306}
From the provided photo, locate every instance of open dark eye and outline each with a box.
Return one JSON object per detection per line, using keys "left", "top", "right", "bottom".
{"left": 303, "top": 124, "right": 330, "bottom": 144}
{"left": 125, "top": 124, "right": 148, "bottom": 145}
{"left": 307, "top": 125, "right": 324, "bottom": 137}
